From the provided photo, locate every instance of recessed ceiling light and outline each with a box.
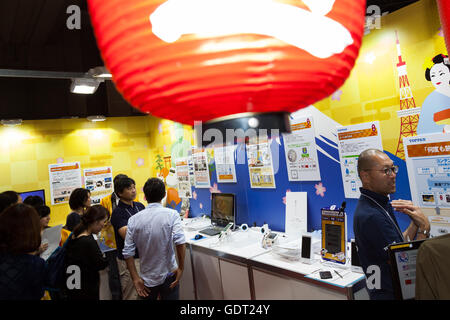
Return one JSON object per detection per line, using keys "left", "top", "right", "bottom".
{"left": 87, "top": 115, "right": 106, "bottom": 122}
{"left": 1, "top": 119, "right": 22, "bottom": 126}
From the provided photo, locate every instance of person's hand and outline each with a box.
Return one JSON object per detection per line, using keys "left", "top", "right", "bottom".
{"left": 169, "top": 268, "right": 183, "bottom": 289}
{"left": 38, "top": 242, "right": 49, "bottom": 254}
{"left": 133, "top": 277, "right": 150, "bottom": 298}
{"left": 391, "top": 199, "right": 430, "bottom": 231}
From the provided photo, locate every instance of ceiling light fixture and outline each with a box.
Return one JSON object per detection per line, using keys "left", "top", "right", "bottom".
{"left": 88, "top": 66, "right": 112, "bottom": 79}
{"left": 1, "top": 119, "right": 22, "bottom": 126}
{"left": 70, "top": 78, "right": 100, "bottom": 94}
{"left": 87, "top": 115, "right": 107, "bottom": 122}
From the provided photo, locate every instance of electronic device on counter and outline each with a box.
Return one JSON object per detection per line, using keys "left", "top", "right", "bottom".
{"left": 350, "top": 239, "right": 363, "bottom": 273}
{"left": 319, "top": 271, "right": 333, "bottom": 280}
{"left": 301, "top": 235, "right": 313, "bottom": 264}
{"left": 262, "top": 232, "right": 278, "bottom": 249}
{"left": 388, "top": 239, "right": 425, "bottom": 300}
{"left": 199, "top": 193, "right": 235, "bottom": 236}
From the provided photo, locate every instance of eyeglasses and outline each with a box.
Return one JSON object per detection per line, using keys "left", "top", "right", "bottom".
{"left": 364, "top": 165, "right": 399, "bottom": 176}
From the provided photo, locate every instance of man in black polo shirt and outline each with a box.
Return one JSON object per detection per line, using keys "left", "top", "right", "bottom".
{"left": 111, "top": 177, "right": 145, "bottom": 300}
{"left": 354, "top": 149, "right": 430, "bottom": 300}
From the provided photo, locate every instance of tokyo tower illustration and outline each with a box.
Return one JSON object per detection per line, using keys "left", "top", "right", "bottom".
{"left": 394, "top": 30, "right": 420, "bottom": 160}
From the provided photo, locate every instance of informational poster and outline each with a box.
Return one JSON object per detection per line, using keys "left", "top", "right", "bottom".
{"left": 191, "top": 147, "right": 211, "bottom": 188}
{"left": 336, "top": 121, "right": 383, "bottom": 199}
{"left": 246, "top": 137, "right": 276, "bottom": 189}
{"left": 48, "top": 162, "right": 82, "bottom": 205}
{"left": 404, "top": 133, "right": 450, "bottom": 208}
{"left": 214, "top": 145, "right": 237, "bottom": 183}
{"left": 175, "top": 158, "right": 192, "bottom": 198}
{"left": 283, "top": 116, "right": 321, "bottom": 181}
{"left": 83, "top": 167, "right": 113, "bottom": 205}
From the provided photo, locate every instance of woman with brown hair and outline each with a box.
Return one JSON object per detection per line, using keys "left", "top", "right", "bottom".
{"left": 64, "top": 205, "right": 109, "bottom": 300}
{"left": 0, "top": 203, "right": 47, "bottom": 300}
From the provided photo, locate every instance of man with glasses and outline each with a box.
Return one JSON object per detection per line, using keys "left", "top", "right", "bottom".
{"left": 353, "top": 149, "right": 430, "bottom": 300}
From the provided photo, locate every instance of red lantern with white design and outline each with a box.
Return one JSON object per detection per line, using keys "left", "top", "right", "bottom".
{"left": 87, "top": 0, "right": 366, "bottom": 140}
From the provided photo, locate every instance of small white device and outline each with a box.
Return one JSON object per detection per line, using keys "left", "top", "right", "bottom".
{"left": 240, "top": 223, "right": 249, "bottom": 231}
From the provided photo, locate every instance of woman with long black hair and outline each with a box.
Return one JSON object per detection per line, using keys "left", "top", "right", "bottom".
{"left": 64, "top": 205, "right": 109, "bottom": 300}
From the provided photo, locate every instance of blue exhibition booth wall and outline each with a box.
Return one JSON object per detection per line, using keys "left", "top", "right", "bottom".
{"left": 186, "top": 134, "right": 412, "bottom": 241}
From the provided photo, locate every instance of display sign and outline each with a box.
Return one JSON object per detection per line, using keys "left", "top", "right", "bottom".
{"left": 283, "top": 116, "right": 321, "bottom": 181}
{"left": 336, "top": 121, "right": 383, "bottom": 198}
{"left": 214, "top": 145, "right": 237, "bottom": 183}
{"left": 404, "top": 133, "right": 450, "bottom": 208}
{"left": 321, "top": 208, "right": 347, "bottom": 265}
{"left": 48, "top": 162, "right": 82, "bottom": 205}
{"left": 175, "top": 158, "right": 193, "bottom": 198}
{"left": 246, "top": 137, "right": 276, "bottom": 189}
{"left": 83, "top": 166, "right": 113, "bottom": 205}
{"left": 191, "top": 147, "right": 211, "bottom": 188}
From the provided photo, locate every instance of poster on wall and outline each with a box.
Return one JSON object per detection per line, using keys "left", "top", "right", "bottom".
{"left": 283, "top": 116, "right": 321, "bottom": 181}
{"left": 83, "top": 167, "right": 113, "bottom": 205}
{"left": 214, "top": 145, "right": 237, "bottom": 183}
{"left": 175, "top": 158, "right": 192, "bottom": 198}
{"left": 48, "top": 162, "right": 82, "bottom": 205}
{"left": 336, "top": 121, "right": 383, "bottom": 199}
{"left": 246, "top": 137, "right": 276, "bottom": 189}
{"left": 191, "top": 147, "right": 211, "bottom": 188}
{"left": 404, "top": 133, "right": 450, "bottom": 209}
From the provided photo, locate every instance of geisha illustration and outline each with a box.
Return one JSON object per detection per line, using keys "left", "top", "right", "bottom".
{"left": 417, "top": 54, "right": 450, "bottom": 134}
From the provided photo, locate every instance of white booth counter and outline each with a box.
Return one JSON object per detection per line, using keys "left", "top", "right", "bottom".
{"left": 179, "top": 218, "right": 369, "bottom": 300}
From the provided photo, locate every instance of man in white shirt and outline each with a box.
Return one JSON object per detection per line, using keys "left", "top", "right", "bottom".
{"left": 123, "top": 178, "right": 186, "bottom": 300}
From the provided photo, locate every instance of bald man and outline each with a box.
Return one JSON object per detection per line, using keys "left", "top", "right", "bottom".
{"left": 353, "top": 149, "right": 430, "bottom": 300}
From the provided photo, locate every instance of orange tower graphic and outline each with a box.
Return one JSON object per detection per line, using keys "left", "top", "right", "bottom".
{"left": 395, "top": 31, "right": 420, "bottom": 159}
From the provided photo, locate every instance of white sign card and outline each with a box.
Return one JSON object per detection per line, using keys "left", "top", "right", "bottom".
{"left": 83, "top": 167, "right": 113, "bottom": 205}
{"left": 175, "top": 158, "right": 193, "bottom": 198}
{"left": 336, "top": 121, "right": 383, "bottom": 199}
{"left": 285, "top": 192, "right": 307, "bottom": 237}
{"left": 214, "top": 145, "right": 237, "bottom": 183}
{"left": 283, "top": 116, "right": 321, "bottom": 181}
{"left": 48, "top": 162, "right": 83, "bottom": 205}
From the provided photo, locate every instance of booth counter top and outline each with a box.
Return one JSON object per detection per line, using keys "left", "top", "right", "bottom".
{"left": 181, "top": 218, "right": 367, "bottom": 299}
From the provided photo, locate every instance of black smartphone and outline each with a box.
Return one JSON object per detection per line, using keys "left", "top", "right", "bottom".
{"left": 319, "top": 271, "right": 333, "bottom": 279}
{"left": 301, "top": 236, "right": 311, "bottom": 259}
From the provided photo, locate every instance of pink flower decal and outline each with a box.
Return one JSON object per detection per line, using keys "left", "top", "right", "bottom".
{"left": 193, "top": 191, "right": 197, "bottom": 200}
{"left": 209, "top": 183, "right": 221, "bottom": 194}
{"left": 331, "top": 89, "right": 343, "bottom": 101}
{"left": 282, "top": 189, "right": 292, "bottom": 205}
{"left": 199, "top": 203, "right": 203, "bottom": 209}
{"left": 315, "top": 182, "right": 326, "bottom": 197}
{"left": 136, "top": 157, "right": 145, "bottom": 167}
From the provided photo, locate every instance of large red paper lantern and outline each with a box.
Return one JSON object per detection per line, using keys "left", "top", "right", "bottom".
{"left": 88, "top": 0, "right": 366, "bottom": 128}
{"left": 437, "top": 0, "right": 450, "bottom": 53}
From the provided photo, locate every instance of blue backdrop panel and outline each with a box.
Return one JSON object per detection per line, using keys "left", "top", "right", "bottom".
{"left": 187, "top": 134, "right": 412, "bottom": 242}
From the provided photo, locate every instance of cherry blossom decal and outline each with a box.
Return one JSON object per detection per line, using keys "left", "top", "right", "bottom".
{"left": 315, "top": 182, "right": 327, "bottom": 197}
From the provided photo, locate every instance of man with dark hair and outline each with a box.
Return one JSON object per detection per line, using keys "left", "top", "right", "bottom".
{"left": 0, "top": 191, "right": 21, "bottom": 213}
{"left": 123, "top": 178, "right": 186, "bottom": 300}
{"left": 354, "top": 149, "right": 430, "bottom": 300}
{"left": 110, "top": 177, "right": 145, "bottom": 300}
{"left": 65, "top": 188, "right": 91, "bottom": 232}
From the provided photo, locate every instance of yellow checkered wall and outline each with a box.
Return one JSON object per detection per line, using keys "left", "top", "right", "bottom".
{"left": 0, "top": 116, "right": 193, "bottom": 226}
